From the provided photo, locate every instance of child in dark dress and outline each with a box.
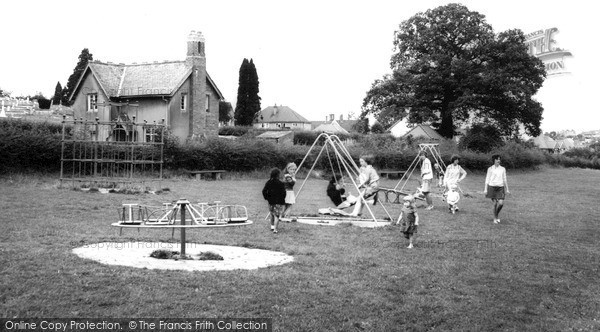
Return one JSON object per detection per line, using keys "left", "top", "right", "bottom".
{"left": 262, "top": 168, "right": 287, "bottom": 234}
{"left": 396, "top": 195, "right": 419, "bottom": 249}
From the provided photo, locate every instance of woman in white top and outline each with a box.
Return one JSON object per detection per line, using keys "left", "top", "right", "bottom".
{"left": 484, "top": 154, "right": 510, "bottom": 224}
{"left": 419, "top": 151, "right": 434, "bottom": 210}
{"left": 350, "top": 155, "right": 380, "bottom": 217}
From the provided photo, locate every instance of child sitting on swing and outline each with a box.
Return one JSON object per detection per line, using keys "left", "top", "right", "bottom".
{"left": 349, "top": 155, "right": 379, "bottom": 217}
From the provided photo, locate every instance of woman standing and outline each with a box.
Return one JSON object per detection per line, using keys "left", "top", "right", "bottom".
{"left": 444, "top": 155, "right": 467, "bottom": 190}
{"left": 484, "top": 154, "right": 510, "bottom": 224}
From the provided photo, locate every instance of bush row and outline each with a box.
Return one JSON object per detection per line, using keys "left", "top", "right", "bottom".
{"left": 2, "top": 119, "right": 599, "bottom": 174}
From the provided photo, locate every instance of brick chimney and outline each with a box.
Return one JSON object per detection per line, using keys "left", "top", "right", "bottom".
{"left": 339, "top": 114, "right": 343, "bottom": 121}
{"left": 186, "top": 31, "right": 209, "bottom": 138}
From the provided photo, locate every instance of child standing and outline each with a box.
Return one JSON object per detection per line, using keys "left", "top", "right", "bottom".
{"left": 262, "top": 168, "right": 287, "bottom": 233}
{"left": 445, "top": 183, "right": 460, "bottom": 214}
{"left": 282, "top": 162, "right": 297, "bottom": 220}
{"left": 396, "top": 195, "right": 419, "bottom": 249}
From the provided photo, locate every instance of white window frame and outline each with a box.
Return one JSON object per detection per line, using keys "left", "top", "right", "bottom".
{"left": 87, "top": 93, "right": 98, "bottom": 112}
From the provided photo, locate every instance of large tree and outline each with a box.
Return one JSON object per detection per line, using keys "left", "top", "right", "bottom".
{"left": 63, "top": 48, "right": 93, "bottom": 105}
{"left": 362, "top": 3, "right": 546, "bottom": 138}
{"left": 234, "top": 58, "right": 261, "bottom": 126}
{"left": 52, "top": 81, "right": 63, "bottom": 105}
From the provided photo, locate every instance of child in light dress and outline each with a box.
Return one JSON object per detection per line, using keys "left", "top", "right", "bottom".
{"left": 445, "top": 183, "right": 460, "bottom": 214}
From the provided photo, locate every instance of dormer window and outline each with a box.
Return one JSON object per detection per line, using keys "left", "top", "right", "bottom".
{"left": 87, "top": 93, "right": 97, "bottom": 112}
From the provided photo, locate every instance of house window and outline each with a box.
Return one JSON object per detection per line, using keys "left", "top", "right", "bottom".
{"left": 180, "top": 94, "right": 187, "bottom": 112}
{"left": 87, "top": 93, "right": 98, "bottom": 112}
{"left": 205, "top": 94, "right": 210, "bottom": 112}
{"left": 145, "top": 128, "right": 159, "bottom": 142}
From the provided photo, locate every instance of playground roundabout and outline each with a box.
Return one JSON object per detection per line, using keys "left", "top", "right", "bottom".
{"left": 72, "top": 242, "right": 294, "bottom": 272}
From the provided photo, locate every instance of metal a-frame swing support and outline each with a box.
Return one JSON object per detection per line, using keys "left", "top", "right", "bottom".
{"left": 392, "top": 143, "right": 447, "bottom": 195}
{"left": 294, "top": 133, "right": 393, "bottom": 225}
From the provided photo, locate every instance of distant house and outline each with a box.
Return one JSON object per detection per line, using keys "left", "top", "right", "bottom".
{"left": 532, "top": 135, "right": 558, "bottom": 152}
{"left": 311, "top": 114, "right": 358, "bottom": 134}
{"left": 313, "top": 119, "right": 349, "bottom": 135}
{"left": 256, "top": 130, "right": 294, "bottom": 145}
{"left": 254, "top": 105, "right": 311, "bottom": 130}
{"left": 532, "top": 135, "right": 583, "bottom": 153}
{"left": 388, "top": 119, "right": 411, "bottom": 137}
{"left": 402, "top": 124, "right": 444, "bottom": 141}
{"left": 69, "top": 31, "right": 224, "bottom": 142}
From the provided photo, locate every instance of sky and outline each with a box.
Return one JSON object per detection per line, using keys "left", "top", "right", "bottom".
{"left": 1, "top": 0, "right": 597, "bottom": 132}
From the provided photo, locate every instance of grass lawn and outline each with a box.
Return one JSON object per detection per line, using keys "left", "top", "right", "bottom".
{"left": 0, "top": 167, "right": 599, "bottom": 331}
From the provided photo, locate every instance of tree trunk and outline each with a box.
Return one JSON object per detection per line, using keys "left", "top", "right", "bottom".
{"left": 439, "top": 103, "right": 454, "bottom": 138}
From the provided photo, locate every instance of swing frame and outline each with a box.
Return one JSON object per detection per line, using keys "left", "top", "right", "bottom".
{"left": 293, "top": 133, "right": 393, "bottom": 225}
{"left": 392, "top": 143, "right": 447, "bottom": 194}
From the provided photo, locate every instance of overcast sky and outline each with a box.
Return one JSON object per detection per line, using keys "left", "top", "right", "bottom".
{"left": 1, "top": 0, "right": 596, "bottom": 132}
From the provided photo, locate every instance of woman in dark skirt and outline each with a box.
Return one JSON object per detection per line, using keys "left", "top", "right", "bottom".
{"left": 483, "top": 154, "right": 510, "bottom": 224}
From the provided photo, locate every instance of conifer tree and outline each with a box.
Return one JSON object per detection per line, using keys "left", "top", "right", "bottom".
{"left": 234, "top": 58, "right": 261, "bottom": 126}
{"left": 52, "top": 82, "right": 63, "bottom": 105}
{"left": 63, "top": 48, "right": 93, "bottom": 105}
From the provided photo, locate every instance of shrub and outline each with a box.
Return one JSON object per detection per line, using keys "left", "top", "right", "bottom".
{"left": 490, "top": 141, "right": 546, "bottom": 169}
{"left": 0, "top": 118, "right": 66, "bottom": 173}
{"left": 218, "top": 126, "right": 250, "bottom": 137}
{"left": 459, "top": 123, "right": 504, "bottom": 153}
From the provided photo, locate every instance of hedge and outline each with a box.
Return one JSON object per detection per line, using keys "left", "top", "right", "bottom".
{"left": 2, "top": 119, "right": 599, "bottom": 175}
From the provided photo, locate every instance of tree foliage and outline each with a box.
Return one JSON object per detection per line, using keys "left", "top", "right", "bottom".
{"left": 52, "top": 82, "right": 63, "bottom": 105}
{"left": 64, "top": 48, "right": 93, "bottom": 105}
{"left": 459, "top": 123, "right": 504, "bottom": 153}
{"left": 370, "top": 122, "right": 385, "bottom": 134}
{"left": 219, "top": 101, "right": 233, "bottom": 124}
{"left": 31, "top": 93, "right": 51, "bottom": 109}
{"left": 352, "top": 117, "right": 369, "bottom": 134}
{"left": 234, "top": 58, "right": 261, "bottom": 126}
{"left": 361, "top": 3, "right": 546, "bottom": 138}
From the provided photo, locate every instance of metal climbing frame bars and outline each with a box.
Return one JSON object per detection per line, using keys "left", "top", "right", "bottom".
{"left": 59, "top": 115, "right": 165, "bottom": 187}
{"left": 392, "top": 143, "right": 447, "bottom": 193}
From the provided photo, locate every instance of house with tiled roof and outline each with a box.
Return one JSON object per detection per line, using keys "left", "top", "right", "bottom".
{"left": 69, "top": 31, "right": 224, "bottom": 141}
{"left": 532, "top": 134, "right": 558, "bottom": 152}
{"left": 311, "top": 114, "right": 359, "bottom": 134}
{"left": 253, "top": 105, "right": 312, "bottom": 130}
{"left": 313, "top": 120, "right": 349, "bottom": 135}
{"left": 402, "top": 124, "right": 443, "bottom": 141}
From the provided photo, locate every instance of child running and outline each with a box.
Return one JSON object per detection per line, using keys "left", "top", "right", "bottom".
{"left": 396, "top": 195, "right": 419, "bottom": 249}
{"left": 262, "top": 168, "right": 286, "bottom": 234}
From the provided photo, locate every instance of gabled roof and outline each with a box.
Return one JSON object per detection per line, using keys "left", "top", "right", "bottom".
{"left": 257, "top": 105, "right": 310, "bottom": 123}
{"left": 532, "top": 135, "right": 557, "bottom": 149}
{"left": 311, "top": 119, "right": 359, "bottom": 132}
{"left": 70, "top": 61, "right": 223, "bottom": 100}
{"left": 313, "top": 120, "right": 349, "bottom": 135}
{"left": 402, "top": 125, "right": 443, "bottom": 140}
